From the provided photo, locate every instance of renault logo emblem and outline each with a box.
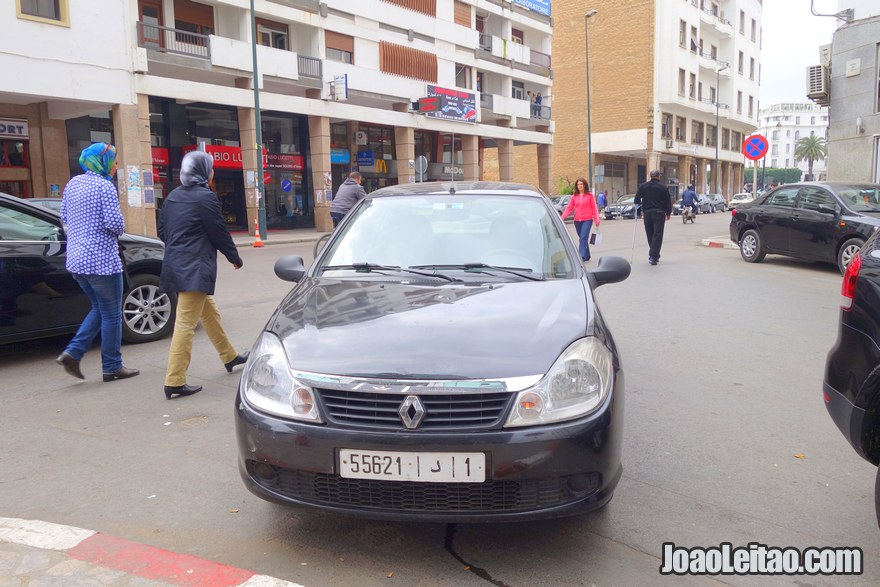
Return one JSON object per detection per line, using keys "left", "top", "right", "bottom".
{"left": 398, "top": 396, "right": 426, "bottom": 429}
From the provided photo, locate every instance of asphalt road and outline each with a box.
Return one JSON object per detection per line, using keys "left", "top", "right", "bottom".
{"left": 2, "top": 210, "right": 877, "bottom": 586}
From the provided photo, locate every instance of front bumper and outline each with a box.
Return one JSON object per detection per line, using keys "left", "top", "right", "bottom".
{"left": 235, "top": 385, "right": 623, "bottom": 522}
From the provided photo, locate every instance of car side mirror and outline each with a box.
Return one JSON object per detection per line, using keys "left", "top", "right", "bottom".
{"left": 274, "top": 254, "right": 306, "bottom": 282}
{"left": 587, "top": 255, "right": 631, "bottom": 287}
{"left": 816, "top": 203, "right": 838, "bottom": 216}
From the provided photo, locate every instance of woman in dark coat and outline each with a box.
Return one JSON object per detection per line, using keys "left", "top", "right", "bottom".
{"left": 159, "top": 151, "right": 248, "bottom": 399}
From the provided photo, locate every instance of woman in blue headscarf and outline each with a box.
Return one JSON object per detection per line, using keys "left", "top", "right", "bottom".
{"left": 158, "top": 150, "right": 247, "bottom": 399}
{"left": 56, "top": 143, "right": 140, "bottom": 382}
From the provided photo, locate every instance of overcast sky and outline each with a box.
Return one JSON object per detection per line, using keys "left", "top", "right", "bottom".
{"left": 759, "top": 0, "right": 839, "bottom": 106}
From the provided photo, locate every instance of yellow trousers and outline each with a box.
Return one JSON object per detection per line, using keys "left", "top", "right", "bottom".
{"left": 164, "top": 292, "right": 237, "bottom": 387}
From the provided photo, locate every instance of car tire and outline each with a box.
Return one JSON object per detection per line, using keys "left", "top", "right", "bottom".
{"left": 837, "top": 238, "right": 864, "bottom": 274}
{"left": 740, "top": 229, "right": 766, "bottom": 263}
{"left": 121, "top": 273, "right": 176, "bottom": 343}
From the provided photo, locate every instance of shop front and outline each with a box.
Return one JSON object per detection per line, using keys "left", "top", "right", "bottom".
{"left": 0, "top": 117, "right": 32, "bottom": 198}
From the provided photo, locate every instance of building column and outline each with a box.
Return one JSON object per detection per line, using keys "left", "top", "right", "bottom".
{"left": 462, "top": 134, "right": 479, "bottom": 181}
{"left": 721, "top": 161, "right": 731, "bottom": 200}
{"left": 497, "top": 138, "right": 514, "bottom": 182}
{"left": 237, "top": 105, "right": 259, "bottom": 235}
{"left": 112, "top": 100, "right": 157, "bottom": 237}
{"left": 309, "top": 116, "right": 333, "bottom": 232}
{"left": 695, "top": 158, "right": 707, "bottom": 194}
{"left": 537, "top": 143, "right": 551, "bottom": 194}
{"left": 36, "top": 103, "right": 69, "bottom": 198}
{"left": 678, "top": 155, "right": 693, "bottom": 187}
{"left": 394, "top": 126, "right": 414, "bottom": 186}
{"left": 646, "top": 150, "right": 661, "bottom": 174}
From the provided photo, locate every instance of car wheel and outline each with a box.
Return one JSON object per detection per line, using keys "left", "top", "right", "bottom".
{"left": 837, "top": 238, "right": 864, "bottom": 274}
{"left": 122, "top": 273, "right": 176, "bottom": 343}
{"left": 740, "top": 229, "right": 766, "bottom": 263}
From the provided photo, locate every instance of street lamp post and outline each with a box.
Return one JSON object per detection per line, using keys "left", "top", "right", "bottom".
{"left": 761, "top": 120, "right": 781, "bottom": 189}
{"left": 250, "top": 0, "right": 267, "bottom": 241}
{"left": 585, "top": 9, "right": 598, "bottom": 188}
{"left": 714, "top": 63, "right": 729, "bottom": 196}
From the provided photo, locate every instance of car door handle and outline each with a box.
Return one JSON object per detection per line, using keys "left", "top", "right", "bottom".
{"left": 791, "top": 214, "right": 800, "bottom": 221}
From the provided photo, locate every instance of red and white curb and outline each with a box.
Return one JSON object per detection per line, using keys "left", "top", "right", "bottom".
{"left": 0, "top": 517, "right": 302, "bottom": 586}
{"left": 701, "top": 236, "right": 737, "bottom": 249}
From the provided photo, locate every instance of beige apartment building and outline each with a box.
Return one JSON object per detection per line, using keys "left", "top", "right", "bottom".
{"left": 488, "top": 0, "right": 761, "bottom": 200}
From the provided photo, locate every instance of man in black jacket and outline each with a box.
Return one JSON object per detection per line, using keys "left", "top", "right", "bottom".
{"left": 158, "top": 151, "right": 249, "bottom": 399}
{"left": 634, "top": 170, "right": 673, "bottom": 265}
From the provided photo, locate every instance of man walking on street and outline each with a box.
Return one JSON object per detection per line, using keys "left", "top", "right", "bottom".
{"left": 634, "top": 170, "right": 672, "bottom": 265}
{"left": 330, "top": 171, "right": 367, "bottom": 227}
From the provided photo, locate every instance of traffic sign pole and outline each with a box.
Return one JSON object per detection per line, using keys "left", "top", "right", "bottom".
{"left": 742, "top": 134, "right": 768, "bottom": 200}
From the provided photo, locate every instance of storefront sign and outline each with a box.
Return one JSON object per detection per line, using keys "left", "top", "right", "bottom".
{"left": 511, "top": 0, "right": 550, "bottom": 17}
{"left": 281, "top": 179, "right": 293, "bottom": 192}
{"left": 331, "top": 148, "right": 350, "bottom": 164}
{"left": 424, "top": 85, "right": 476, "bottom": 123}
{"left": 0, "top": 118, "right": 28, "bottom": 139}
{"left": 427, "top": 162, "right": 464, "bottom": 179}
{"left": 265, "top": 153, "right": 304, "bottom": 171}
{"left": 151, "top": 148, "right": 169, "bottom": 166}
{"left": 182, "top": 145, "right": 244, "bottom": 169}
{"left": 356, "top": 150, "right": 375, "bottom": 167}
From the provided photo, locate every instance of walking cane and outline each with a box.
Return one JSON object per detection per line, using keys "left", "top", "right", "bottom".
{"left": 630, "top": 205, "right": 639, "bottom": 264}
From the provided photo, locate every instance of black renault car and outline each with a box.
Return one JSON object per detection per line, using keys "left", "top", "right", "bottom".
{"left": 824, "top": 227, "right": 880, "bottom": 527}
{"left": 0, "top": 192, "right": 174, "bottom": 345}
{"left": 729, "top": 182, "right": 880, "bottom": 274}
{"left": 235, "top": 181, "right": 631, "bottom": 522}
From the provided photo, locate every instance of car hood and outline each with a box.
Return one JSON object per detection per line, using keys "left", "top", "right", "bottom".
{"left": 270, "top": 277, "right": 592, "bottom": 379}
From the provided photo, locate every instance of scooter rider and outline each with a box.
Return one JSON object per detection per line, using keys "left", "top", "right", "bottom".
{"left": 681, "top": 185, "right": 699, "bottom": 215}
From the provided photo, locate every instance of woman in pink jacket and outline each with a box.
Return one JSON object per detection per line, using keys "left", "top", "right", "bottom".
{"left": 561, "top": 177, "right": 601, "bottom": 262}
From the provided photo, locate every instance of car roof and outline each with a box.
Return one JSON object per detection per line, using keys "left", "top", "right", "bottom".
{"left": 0, "top": 192, "right": 61, "bottom": 216}
{"left": 366, "top": 181, "right": 546, "bottom": 199}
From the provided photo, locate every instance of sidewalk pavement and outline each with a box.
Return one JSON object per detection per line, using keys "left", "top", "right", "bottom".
{"left": 230, "top": 228, "right": 326, "bottom": 249}
{"left": 0, "top": 517, "right": 301, "bottom": 586}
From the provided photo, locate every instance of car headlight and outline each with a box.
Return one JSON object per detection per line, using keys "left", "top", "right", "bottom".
{"left": 505, "top": 338, "right": 613, "bottom": 428}
{"left": 240, "top": 331, "right": 322, "bottom": 423}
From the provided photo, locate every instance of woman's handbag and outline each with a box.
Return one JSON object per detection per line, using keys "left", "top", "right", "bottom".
{"left": 589, "top": 229, "right": 603, "bottom": 246}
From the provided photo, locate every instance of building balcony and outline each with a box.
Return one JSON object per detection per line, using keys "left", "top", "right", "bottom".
{"left": 135, "top": 21, "right": 322, "bottom": 93}
{"left": 476, "top": 34, "right": 552, "bottom": 77}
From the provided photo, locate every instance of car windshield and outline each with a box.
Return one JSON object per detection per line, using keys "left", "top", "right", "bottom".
{"left": 618, "top": 197, "right": 635, "bottom": 205}
{"left": 836, "top": 185, "right": 880, "bottom": 213}
{"left": 320, "top": 194, "right": 574, "bottom": 279}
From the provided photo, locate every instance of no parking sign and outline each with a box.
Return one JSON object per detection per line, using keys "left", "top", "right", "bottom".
{"left": 742, "top": 135, "right": 768, "bottom": 161}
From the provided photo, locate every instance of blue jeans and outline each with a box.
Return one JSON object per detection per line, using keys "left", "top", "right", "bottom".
{"left": 65, "top": 273, "right": 124, "bottom": 374}
{"left": 574, "top": 220, "right": 594, "bottom": 261}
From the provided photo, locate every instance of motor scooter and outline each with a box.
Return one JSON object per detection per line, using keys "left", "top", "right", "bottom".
{"left": 682, "top": 204, "right": 696, "bottom": 224}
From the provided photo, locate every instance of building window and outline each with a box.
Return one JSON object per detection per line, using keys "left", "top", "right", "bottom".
{"left": 739, "top": 10, "right": 745, "bottom": 34}
{"left": 512, "top": 81, "right": 525, "bottom": 100}
{"left": 786, "top": 144, "right": 790, "bottom": 154}
{"left": 384, "top": 0, "right": 437, "bottom": 17}
{"left": 17, "top": 0, "right": 68, "bottom": 25}
{"left": 679, "top": 20, "right": 686, "bottom": 47}
{"left": 454, "top": 0, "right": 470, "bottom": 27}
{"left": 732, "top": 131, "right": 742, "bottom": 150}
{"left": 750, "top": 18, "right": 756, "bottom": 42}
{"left": 661, "top": 113, "right": 672, "bottom": 138}
{"left": 698, "top": 82, "right": 703, "bottom": 101}
{"left": 413, "top": 131, "right": 435, "bottom": 161}
{"left": 706, "top": 125, "right": 716, "bottom": 147}
{"left": 175, "top": 0, "right": 215, "bottom": 36}
{"left": 678, "top": 69, "right": 686, "bottom": 97}
{"left": 710, "top": 86, "right": 716, "bottom": 103}
{"left": 796, "top": 116, "right": 801, "bottom": 124}
{"left": 690, "top": 26, "right": 698, "bottom": 52}
{"left": 326, "top": 31, "right": 354, "bottom": 64}
{"left": 380, "top": 41, "right": 437, "bottom": 82}
{"left": 738, "top": 51, "right": 744, "bottom": 74}
{"left": 785, "top": 158, "right": 789, "bottom": 167}
{"left": 676, "top": 116, "right": 687, "bottom": 141}
{"left": 748, "top": 95, "right": 753, "bottom": 118}
{"left": 786, "top": 129, "right": 791, "bottom": 137}
{"left": 771, "top": 158, "right": 777, "bottom": 167}
{"left": 811, "top": 116, "right": 816, "bottom": 125}
{"left": 510, "top": 28, "right": 524, "bottom": 44}
{"left": 795, "top": 130, "right": 800, "bottom": 140}
{"left": 257, "top": 18, "right": 288, "bottom": 50}
{"left": 362, "top": 124, "right": 395, "bottom": 162}
{"left": 749, "top": 58, "right": 755, "bottom": 80}
{"left": 689, "top": 73, "right": 696, "bottom": 99}
{"left": 721, "top": 128, "right": 730, "bottom": 150}
{"left": 737, "top": 91, "right": 742, "bottom": 114}
{"left": 330, "top": 123, "right": 348, "bottom": 149}
{"left": 772, "top": 129, "right": 780, "bottom": 141}
{"left": 691, "top": 121, "right": 704, "bottom": 145}
{"left": 455, "top": 64, "right": 472, "bottom": 89}
{"left": 0, "top": 141, "right": 29, "bottom": 168}
{"left": 710, "top": 45, "right": 717, "bottom": 59}
{"left": 442, "top": 134, "right": 463, "bottom": 164}
{"left": 475, "top": 14, "right": 485, "bottom": 33}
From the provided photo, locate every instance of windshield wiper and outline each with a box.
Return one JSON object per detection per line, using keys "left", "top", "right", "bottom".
{"left": 411, "top": 263, "right": 545, "bottom": 281}
{"left": 322, "top": 263, "right": 461, "bottom": 282}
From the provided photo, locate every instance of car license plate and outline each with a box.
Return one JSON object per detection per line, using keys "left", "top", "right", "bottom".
{"left": 339, "top": 449, "right": 486, "bottom": 483}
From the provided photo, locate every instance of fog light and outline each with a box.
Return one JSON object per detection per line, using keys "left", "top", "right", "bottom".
{"left": 252, "top": 461, "right": 278, "bottom": 484}
{"left": 565, "top": 473, "right": 600, "bottom": 495}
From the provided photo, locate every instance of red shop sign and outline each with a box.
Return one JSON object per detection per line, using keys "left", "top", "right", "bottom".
{"left": 265, "top": 154, "right": 304, "bottom": 171}
{"left": 151, "top": 147, "right": 169, "bottom": 166}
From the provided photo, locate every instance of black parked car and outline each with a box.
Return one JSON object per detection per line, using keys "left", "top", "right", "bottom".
{"left": 0, "top": 192, "right": 174, "bottom": 345}
{"left": 605, "top": 195, "right": 641, "bottom": 220}
{"left": 729, "top": 182, "right": 880, "bottom": 274}
{"left": 235, "top": 181, "right": 631, "bottom": 522}
{"left": 824, "top": 229, "right": 880, "bottom": 527}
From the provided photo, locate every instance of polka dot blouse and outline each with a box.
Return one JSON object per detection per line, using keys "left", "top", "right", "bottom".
{"left": 60, "top": 171, "right": 125, "bottom": 275}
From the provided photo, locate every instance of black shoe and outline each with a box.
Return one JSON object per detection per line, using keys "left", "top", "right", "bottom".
{"left": 103, "top": 366, "right": 140, "bottom": 382}
{"left": 648, "top": 258, "right": 658, "bottom": 266}
{"left": 224, "top": 352, "right": 250, "bottom": 373}
{"left": 164, "top": 384, "right": 203, "bottom": 399}
{"left": 56, "top": 352, "right": 84, "bottom": 380}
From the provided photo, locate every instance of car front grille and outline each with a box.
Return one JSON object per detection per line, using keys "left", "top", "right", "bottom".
{"left": 256, "top": 467, "right": 600, "bottom": 513}
{"left": 316, "top": 388, "right": 512, "bottom": 430}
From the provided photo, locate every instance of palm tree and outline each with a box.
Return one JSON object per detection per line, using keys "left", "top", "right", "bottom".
{"left": 794, "top": 135, "right": 828, "bottom": 181}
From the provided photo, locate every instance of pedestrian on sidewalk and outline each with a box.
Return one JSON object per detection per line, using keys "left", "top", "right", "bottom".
{"left": 561, "top": 177, "right": 601, "bottom": 262}
{"left": 56, "top": 142, "right": 139, "bottom": 382}
{"left": 330, "top": 171, "right": 367, "bottom": 227}
{"left": 158, "top": 151, "right": 249, "bottom": 400}
{"left": 634, "top": 170, "right": 673, "bottom": 265}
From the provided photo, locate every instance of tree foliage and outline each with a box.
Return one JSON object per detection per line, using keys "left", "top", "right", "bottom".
{"left": 760, "top": 167, "right": 803, "bottom": 185}
{"left": 794, "top": 135, "right": 827, "bottom": 180}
